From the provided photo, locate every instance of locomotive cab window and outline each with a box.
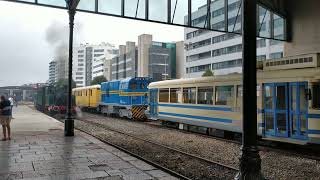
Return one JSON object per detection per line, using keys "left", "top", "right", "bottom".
{"left": 183, "top": 87, "right": 196, "bottom": 104}
{"left": 140, "top": 83, "right": 145, "bottom": 89}
{"left": 312, "top": 83, "right": 320, "bottom": 109}
{"left": 159, "top": 88, "right": 169, "bottom": 102}
{"left": 215, "top": 86, "right": 234, "bottom": 106}
{"left": 197, "top": 87, "right": 213, "bottom": 105}
{"left": 130, "top": 82, "right": 137, "bottom": 90}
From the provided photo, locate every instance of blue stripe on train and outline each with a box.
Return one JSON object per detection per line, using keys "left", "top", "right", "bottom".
{"left": 308, "top": 114, "right": 320, "bottom": 119}
{"left": 159, "top": 112, "right": 233, "bottom": 123}
{"left": 308, "top": 130, "right": 320, "bottom": 134}
{"left": 159, "top": 103, "right": 233, "bottom": 112}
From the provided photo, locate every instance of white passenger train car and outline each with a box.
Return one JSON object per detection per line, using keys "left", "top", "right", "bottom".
{"left": 148, "top": 53, "right": 320, "bottom": 145}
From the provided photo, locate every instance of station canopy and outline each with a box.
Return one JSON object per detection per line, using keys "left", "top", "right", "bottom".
{"left": 6, "top": 0, "right": 287, "bottom": 41}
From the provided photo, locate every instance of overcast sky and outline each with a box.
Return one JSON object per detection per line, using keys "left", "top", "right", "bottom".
{"left": 0, "top": 1, "right": 184, "bottom": 87}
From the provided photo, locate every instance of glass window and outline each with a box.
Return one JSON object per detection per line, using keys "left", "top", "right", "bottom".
{"left": 170, "top": 88, "right": 182, "bottom": 103}
{"left": 98, "top": 0, "right": 121, "bottom": 15}
{"left": 77, "top": 0, "right": 95, "bottom": 11}
{"left": 197, "top": 87, "right": 213, "bottom": 105}
{"left": 183, "top": 87, "right": 196, "bottom": 104}
{"left": 215, "top": 86, "right": 234, "bottom": 106}
{"left": 125, "top": 0, "right": 146, "bottom": 19}
{"left": 38, "top": 0, "right": 66, "bottom": 7}
{"left": 140, "top": 83, "right": 145, "bottom": 89}
{"left": 170, "top": 0, "right": 188, "bottom": 25}
{"left": 191, "top": 0, "right": 208, "bottom": 28}
{"left": 312, "top": 83, "right": 320, "bottom": 109}
{"left": 149, "top": 0, "right": 167, "bottom": 22}
{"left": 159, "top": 89, "right": 169, "bottom": 103}
{"left": 130, "top": 82, "right": 137, "bottom": 90}
{"left": 258, "top": 6, "right": 271, "bottom": 38}
{"left": 273, "top": 14, "right": 285, "bottom": 40}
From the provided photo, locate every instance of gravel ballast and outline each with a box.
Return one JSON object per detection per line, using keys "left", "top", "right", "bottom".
{"left": 74, "top": 112, "right": 320, "bottom": 180}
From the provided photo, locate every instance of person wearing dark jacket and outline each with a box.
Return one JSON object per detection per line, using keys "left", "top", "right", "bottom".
{"left": 0, "top": 96, "right": 12, "bottom": 141}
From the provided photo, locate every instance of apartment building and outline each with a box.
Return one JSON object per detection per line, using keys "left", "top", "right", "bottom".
{"left": 111, "top": 34, "right": 184, "bottom": 81}
{"left": 185, "top": 0, "right": 284, "bottom": 78}
{"left": 73, "top": 42, "right": 118, "bottom": 87}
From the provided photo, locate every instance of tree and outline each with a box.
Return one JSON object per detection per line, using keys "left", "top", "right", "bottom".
{"left": 91, "top": 75, "right": 107, "bottom": 85}
{"left": 202, "top": 69, "right": 214, "bottom": 77}
{"left": 54, "top": 79, "right": 76, "bottom": 92}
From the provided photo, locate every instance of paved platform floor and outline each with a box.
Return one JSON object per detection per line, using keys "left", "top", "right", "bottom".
{"left": 0, "top": 106, "right": 176, "bottom": 180}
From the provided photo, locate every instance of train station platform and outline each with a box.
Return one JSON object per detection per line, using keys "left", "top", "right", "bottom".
{"left": 0, "top": 105, "right": 176, "bottom": 180}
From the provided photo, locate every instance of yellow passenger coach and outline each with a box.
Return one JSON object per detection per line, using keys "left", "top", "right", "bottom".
{"left": 73, "top": 85, "right": 101, "bottom": 111}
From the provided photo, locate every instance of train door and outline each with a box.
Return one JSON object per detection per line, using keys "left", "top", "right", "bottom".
{"left": 289, "top": 82, "right": 308, "bottom": 139}
{"left": 149, "top": 89, "right": 158, "bottom": 119}
{"left": 263, "top": 82, "right": 308, "bottom": 139}
{"left": 264, "top": 83, "right": 289, "bottom": 137}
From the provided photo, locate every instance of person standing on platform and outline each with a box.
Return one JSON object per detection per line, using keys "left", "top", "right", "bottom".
{"left": 0, "top": 96, "right": 12, "bottom": 141}
{"left": 8, "top": 96, "right": 13, "bottom": 109}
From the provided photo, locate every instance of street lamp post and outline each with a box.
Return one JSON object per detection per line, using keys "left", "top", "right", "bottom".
{"left": 65, "top": 0, "right": 80, "bottom": 137}
{"left": 235, "top": 0, "right": 264, "bottom": 179}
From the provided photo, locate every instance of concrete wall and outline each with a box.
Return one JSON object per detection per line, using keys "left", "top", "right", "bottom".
{"left": 175, "top": 41, "right": 185, "bottom": 79}
{"left": 284, "top": 0, "right": 320, "bottom": 56}
{"left": 138, "top": 34, "right": 152, "bottom": 77}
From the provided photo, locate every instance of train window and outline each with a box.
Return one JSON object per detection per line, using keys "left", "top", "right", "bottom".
{"left": 170, "top": 88, "right": 182, "bottom": 103}
{"left": 215, "top": 86, "right": 234, "bottom": 106}
{"left": 183, "top": 87, "right": 196, "bottom": 104}
{"left": 197, "top": 87, "right": 213, "bottom": 105}
{"left": 130, "top": 82, "right": 137, "bottom": 90}
{"left": 159, "top": 89, "right": 169, "bottom": 102}
{"left": 140, "top": 83, "right": 145, "bottom": 89}
{"left": 312, "top": 83, "right": 320, "bottom": 109}
{"left": 90, "top": 90, "right": 93, "bottom": 96}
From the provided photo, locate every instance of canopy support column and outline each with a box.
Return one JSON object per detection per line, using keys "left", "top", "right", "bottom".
{"left": 235, "top": 0, "right": 264, "bottom": 179}
{"left": 65, "top": 0, "right": 78, "bottom": 137}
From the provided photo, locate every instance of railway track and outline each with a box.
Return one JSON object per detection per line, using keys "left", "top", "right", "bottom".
{"left": 81, "top": 111, "right": 320, "bottom": 162}
{"left": 75, "top": 118, "right": 238, "bottom": 179}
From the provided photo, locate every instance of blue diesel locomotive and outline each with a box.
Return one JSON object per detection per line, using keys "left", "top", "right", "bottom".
{"left": 99, "top": 77, "right": 151, "bottom": 119}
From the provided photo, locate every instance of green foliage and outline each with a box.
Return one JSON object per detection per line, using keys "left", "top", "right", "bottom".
{"left": 202, "top": 69, "right": 214, "bottom": 77}
{"left": 91, "top": 75, "right": 107, "bottom": 85}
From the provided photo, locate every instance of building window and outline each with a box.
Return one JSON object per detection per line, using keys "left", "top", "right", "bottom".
{"left": 183, "top": 87, "right": 196, "bottom": 104}
{"left": 212, "top": 44, "right": 242, "bottom": 57}
{"left": 212, "top": 33, "right": 239, "bottom": 44}
{"left": 257, "top": 39, "right": 266, "bottom": 48}
{"left": 94, "top": 49, "right": 104, "bottom": 53}
{"left": 78, "top": 63, "right": 84, "bottom": 66}
{"left": 215, "top": 86, "right": 234, "bottom": 106}
{"left": 78, "top": 55, "right": 84, "bottom": 58}
{"left": 270, "top": 52, "right": 283, "bottom": 59}
{"left": 170, "top": 88, "right": 182, "bottom": 103}
{"left": 78, "top": 68, "right": 84, "bottom": 71}
{"left": 78, "top": 59, "right": 84, "bottom": 62}
{"left": 186, "top": 38, "right": 211, "bottom": 51}
{"left": 159, "top": 89, "right": 169, "bottom": 103}
{"left": 257, "top": 55, "right": 266, "bottom": 61}
{"left": 312, "top": 83, "right": 320, "bottom": 109}
{"left": 212, "top": 59, "right": 242, "bottom": 70}
{"left": 76, "top": 72, "right": 83, "bottom": 75}
{"left": 76, "top": 77, "right": 83, "bottom": 80}
{"left": 94, "top": 54, "right": 104, "bottom": 57}
{"left": 189, "top": 64, "right": 211, "bottom": 73}
{"left": 198, "top": 87, "right": 213, "bottom": 105}
{"left": 187, "top": 51, "right": 211, "bottom": 62}
{"left": 78, "top": 50, "right": 84, "bottom": 53}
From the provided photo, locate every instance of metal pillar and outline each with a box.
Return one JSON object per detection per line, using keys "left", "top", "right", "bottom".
{"left": 235, "top": 0, "right": 264, "bottom": 179}
{"left": 65, "top": 1, "right": 77, "bottom": 137}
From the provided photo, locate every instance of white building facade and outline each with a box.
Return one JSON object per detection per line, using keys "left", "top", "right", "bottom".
{"left": 185, "top": 0, "right": 284, "bottom": 78}
{"left": 73, "top": 43, "right": 118, "bottom": 87}
{"left": 48, "top": 61, "right": 57, "bottom": 84}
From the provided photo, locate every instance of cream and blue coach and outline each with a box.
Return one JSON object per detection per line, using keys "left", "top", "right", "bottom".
{"left": 148, "top": 53, "right": 320, "bottom": 145}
